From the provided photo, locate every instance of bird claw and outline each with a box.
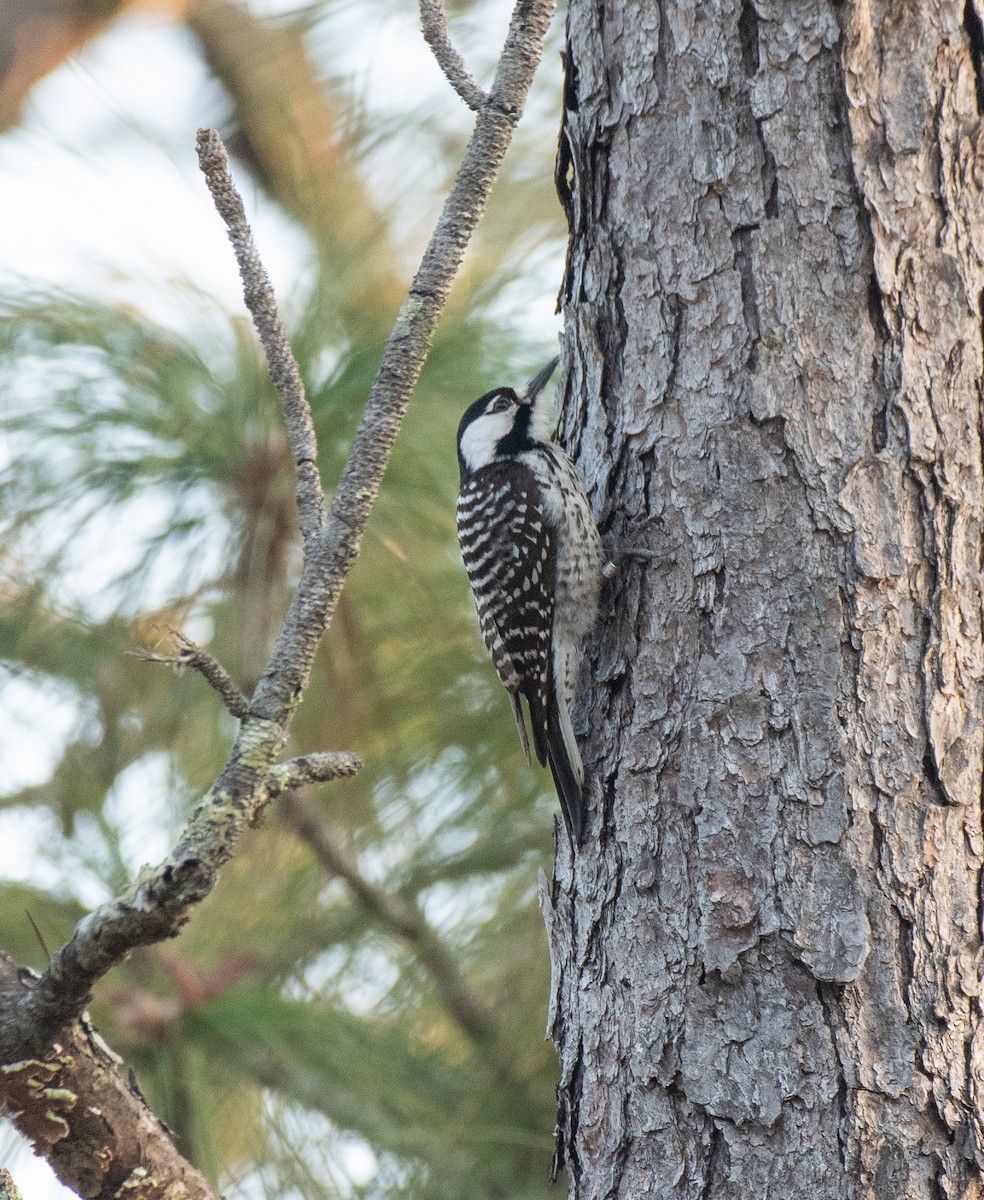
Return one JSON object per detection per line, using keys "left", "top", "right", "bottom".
{"left": 601, "top": 546, "right": 675, "bottom": 577}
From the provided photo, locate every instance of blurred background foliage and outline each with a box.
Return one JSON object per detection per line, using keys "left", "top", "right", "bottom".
{"left": 0, "top": 0, "right": 568, "bottom": 1195}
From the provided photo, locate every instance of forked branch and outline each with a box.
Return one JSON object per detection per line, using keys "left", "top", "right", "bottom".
{"left": 0, "top": 0, "right": 556, "bottom": 1075}
{"left": 419, "top": 0, "right": 487, "bottom": 111}
{"left": 132, "top": 629, "right": 250, "bottom": 720}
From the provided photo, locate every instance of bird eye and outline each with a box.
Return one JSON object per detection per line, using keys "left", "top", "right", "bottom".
{"left": 489, "top": 395, "right": 513, "bottom": 414}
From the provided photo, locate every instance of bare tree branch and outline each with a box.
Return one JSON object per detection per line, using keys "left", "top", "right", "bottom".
{"left": 196, "top": 128, "right": 327, "bottom": 551}
{"left": 185, "top": 0, "right": 404, "bottom": 318}
{"left": 419, "top": 0, "right": 487, "bottom": 111}
{"left": 0, "top": 0, "right": 555, "bottom": 1067}
{"left": 132, "top": 630, "right": 250, "bottom": 720}
{"left": 0, "top": 1169, "right": 23, "bottom": 1200}
{"left": 0, "top": 953, "right": 219, "bottom": 1200}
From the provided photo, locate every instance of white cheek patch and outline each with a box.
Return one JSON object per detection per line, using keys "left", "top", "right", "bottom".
{"left": 528, "top": 393, "right": 554, "bottom": 443}
{"left": 459, "top": 411, "right": 514, "bottom": 472}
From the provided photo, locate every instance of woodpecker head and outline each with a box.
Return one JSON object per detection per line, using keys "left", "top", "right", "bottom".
{"left": 456, "top": 357, "right": 559, "bottom": 483}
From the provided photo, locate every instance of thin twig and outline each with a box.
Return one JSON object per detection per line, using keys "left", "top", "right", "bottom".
{"left": 132, "top": 630, "right": 250, "bottom": 720}
{"left": 281, "top": 791, "right": 544, "bottom": 1116}
{"left": 268, "top": 752, "right": 362, "bottom": 791}
{"left": 196, "top": 128, "right": 326, "bottom": 550}
{"left": 24, "top": 910, "right": 51, "bottom": 960}
{"left": 419, "top": 0, "right": 487, "bottom": 111}
{"left": 0, "top": 0, "right": 556, "bottom": 1065}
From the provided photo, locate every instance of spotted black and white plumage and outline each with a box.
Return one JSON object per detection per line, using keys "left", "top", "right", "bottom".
{"left": 456, "top": 358, "right": 603, "bottom": 843}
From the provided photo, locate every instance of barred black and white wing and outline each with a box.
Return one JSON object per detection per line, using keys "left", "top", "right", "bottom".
{"left": 456, "top": 462, "right": 555, "bottom": 771}
{"left": 455, "top": 369, "right": 600, "bottom": 846}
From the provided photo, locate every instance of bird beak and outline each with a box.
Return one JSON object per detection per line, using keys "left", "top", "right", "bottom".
{"left": 518, "top": 356, "right": 560, "bottom": 404}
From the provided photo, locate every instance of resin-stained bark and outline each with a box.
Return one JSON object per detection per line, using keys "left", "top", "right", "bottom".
{"left": 545, "top": 1, "right": 984, "bottom": 1196}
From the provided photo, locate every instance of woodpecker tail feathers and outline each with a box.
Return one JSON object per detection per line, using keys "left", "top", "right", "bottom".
{"left": 547, "top": 696, "right": 586, "bottom": 845}
{"left": 515, "top": 690, "right": 550, "bottom": 769}
{"left": 510, "top": 694, "right": 533, "bottom": 766}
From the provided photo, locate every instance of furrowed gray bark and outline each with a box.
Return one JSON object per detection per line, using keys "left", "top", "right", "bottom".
{"left": 546, "top": 1, "right": 984, "bottom": 1197}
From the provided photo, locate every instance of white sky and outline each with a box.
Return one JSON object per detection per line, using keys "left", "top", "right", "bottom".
{"left": 0, "top": 13, "right": 308, "bottom": 326}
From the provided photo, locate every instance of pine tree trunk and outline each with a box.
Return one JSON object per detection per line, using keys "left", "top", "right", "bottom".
{"left": 546, "top": 2, "right": 984, "bottom": 1196}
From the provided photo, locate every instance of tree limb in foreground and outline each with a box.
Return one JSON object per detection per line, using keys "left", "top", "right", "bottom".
{"left": 0, "top": 0, "right": 556, "bottom": 1190}
{"left": 0, "top": 951, "right": 219, "bottom": 1200}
